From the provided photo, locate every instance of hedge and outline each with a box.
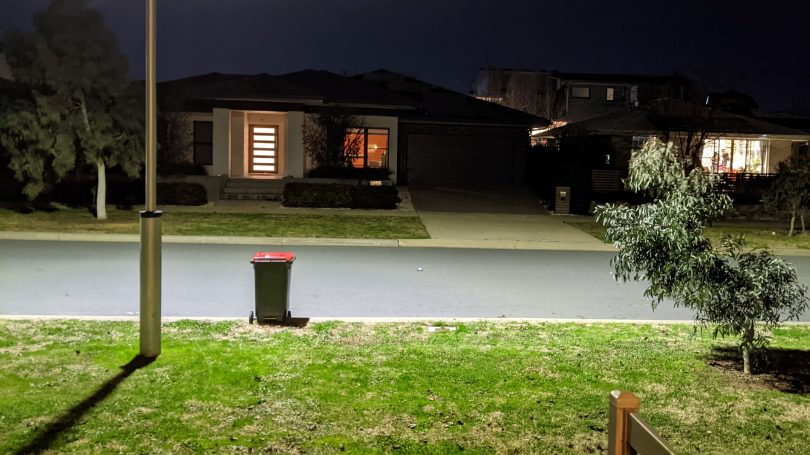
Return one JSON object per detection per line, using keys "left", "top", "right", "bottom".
{"left": 156, "top": 182, "right": 208, "bottom": 206}
{"left": 283, "top": 182, "right": 400, "bottom": 209}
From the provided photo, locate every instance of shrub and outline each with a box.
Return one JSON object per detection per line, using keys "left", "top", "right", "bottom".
{"left": 156, "top": 182, "right": 208, "bottom": 206}
{"left": 283, "top": 182, "right": 399, "bottom": 209}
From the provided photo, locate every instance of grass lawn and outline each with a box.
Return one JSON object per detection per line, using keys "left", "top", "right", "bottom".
{"left": 564, "top": 217, "right": 810, "bottom": 251}
{"left": 0, "top": 208, "right": 429, "bottom": 239}
{"left": 1, "top": 320, "right": 809, "bottom": 454}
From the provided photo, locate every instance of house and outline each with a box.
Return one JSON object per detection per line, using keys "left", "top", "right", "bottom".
{"left": 158, "top": 70, "right": 547, "bottom": 199}
{"left": 542, "top": 99, "right": 810, "bottom": 193}
{"left": 470, "top": 68, "right": 691, "bottom": 124}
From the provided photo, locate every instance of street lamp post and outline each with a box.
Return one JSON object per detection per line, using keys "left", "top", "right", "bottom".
{"left": 140, "top": 0, "right": 162, "bottom": 358}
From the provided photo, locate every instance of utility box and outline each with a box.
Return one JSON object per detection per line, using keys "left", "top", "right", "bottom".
{"left": 250, "top": 251, "right": 295, "bottom": 324}
{"left": 555, "top": 186, "right": 571, "bottom": 215}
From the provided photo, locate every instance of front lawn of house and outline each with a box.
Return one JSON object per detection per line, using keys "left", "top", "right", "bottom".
{"left": 1, "top": 320, "right": 808, "bottom": 454}
{"left": 0, "top": 208, "right": 429, "bottom": 239}
{"left": 565, "top": 216, "right": 810, "bottom": 251}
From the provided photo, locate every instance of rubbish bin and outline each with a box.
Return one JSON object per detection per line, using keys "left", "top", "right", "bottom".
{"left": 250, "top": 251, "right": 295, "bottom": 324}
{"left": 555, "top": 186, "right": 571, "bottom": 215}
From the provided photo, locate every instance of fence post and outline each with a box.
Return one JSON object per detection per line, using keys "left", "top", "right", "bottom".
{"left": 608, "top": 390, "right": 640, "bottom": 455}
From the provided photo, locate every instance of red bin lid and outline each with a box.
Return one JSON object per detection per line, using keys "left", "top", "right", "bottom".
{"left": 251, "top": 251, "right": 296, "bottom": 263}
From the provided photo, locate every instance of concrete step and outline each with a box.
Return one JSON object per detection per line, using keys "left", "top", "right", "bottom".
{"left": 221, "top": 178, "right": 285, "bottom": 201}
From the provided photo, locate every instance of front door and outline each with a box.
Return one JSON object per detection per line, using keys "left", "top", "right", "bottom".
{"left": 249, "top": 125, "right": 278, "bottom": 174}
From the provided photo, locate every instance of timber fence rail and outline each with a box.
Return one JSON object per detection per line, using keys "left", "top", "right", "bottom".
{"left": 608, "top": 390, "right": 676, "bottom": 455}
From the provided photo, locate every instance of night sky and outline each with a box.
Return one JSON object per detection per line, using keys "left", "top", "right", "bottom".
{"left": 1, "top": 0, "right": 809, "bottom": 113}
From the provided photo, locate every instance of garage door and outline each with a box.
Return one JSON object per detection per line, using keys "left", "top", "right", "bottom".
{"left": 406, "top": 134, "right": 516, "bottom": 188}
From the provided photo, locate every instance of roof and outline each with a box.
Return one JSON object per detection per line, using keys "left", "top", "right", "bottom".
{"left": 756, "top": 113, "right": 810, "bottom": 134}
{"left": 360, "top": 69, "right": 548, "bottom": 127}
{"left": 549, "top": 99, "right": 810, "bottom": 139}
{"left": 160, "top": 69, "right": 546, "bottom": 128}
{"left": 475, "top": 68, "right": 689, "bottom": 85}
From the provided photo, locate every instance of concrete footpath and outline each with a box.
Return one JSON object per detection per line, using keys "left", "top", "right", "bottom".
{"left": 0, "top": 186, "right": 615, "bottom": 252}
{"left": 1, "top": 186, "right": 809, "bottom": 256}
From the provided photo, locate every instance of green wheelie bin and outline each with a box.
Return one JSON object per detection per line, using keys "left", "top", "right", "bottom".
{"left": 250, "top": 251, "right": 295, "bottom": 324}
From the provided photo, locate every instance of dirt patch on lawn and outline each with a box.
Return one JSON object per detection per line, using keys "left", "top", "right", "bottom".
{"left": 707, "top": 347, "right": 810, "bottom": 394}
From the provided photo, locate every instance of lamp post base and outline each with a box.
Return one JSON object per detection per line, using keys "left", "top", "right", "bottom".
{"left": 139, "top": 210, "right": 162, "bottom": 358}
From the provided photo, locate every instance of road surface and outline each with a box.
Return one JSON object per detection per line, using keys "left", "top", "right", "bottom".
{"left": 2, "top": 240, "right": 809, "bottom": 321}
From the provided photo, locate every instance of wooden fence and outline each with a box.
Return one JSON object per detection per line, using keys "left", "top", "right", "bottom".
{"left": 608, "top": 390, "right": 676, "bottom": 455}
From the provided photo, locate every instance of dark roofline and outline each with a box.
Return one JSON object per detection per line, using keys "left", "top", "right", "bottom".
{"left": 477, "top": 68, "right": 689, "bottom": 84}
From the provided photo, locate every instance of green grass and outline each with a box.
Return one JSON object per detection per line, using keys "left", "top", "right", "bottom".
{"left": 564, "top": 217, "right": 810, "bottom": 251}
{"left": 0, "top": 208, "right": 429, "bottom": 239}
{"left": 1, "top": 320, "right": 809, "bottom": 454}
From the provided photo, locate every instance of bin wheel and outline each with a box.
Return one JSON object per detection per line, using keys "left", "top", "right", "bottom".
{"left": 249, "top": 311, "right": 254, "bottom": 325}
{"left": 285, "top": 310, "right": 291, "bottom": 322}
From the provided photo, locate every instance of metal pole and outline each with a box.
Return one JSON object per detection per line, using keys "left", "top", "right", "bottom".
{"left": 140, "top": 0, "right": 162, "bottom": 358}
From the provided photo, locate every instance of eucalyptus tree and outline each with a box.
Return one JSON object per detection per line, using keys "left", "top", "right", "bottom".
{"left": 596, "top": 138, "right": 807, "bottom": 374}
{"left": 765, "top": 155, "right": 810, "bottom": 236}
{"left": 1, "top": 0, "right": 142, "bottom": 218}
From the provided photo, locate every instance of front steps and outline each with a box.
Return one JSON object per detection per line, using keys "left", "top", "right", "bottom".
{"left": 221, "top": 178, "right": 285, "bottom": 200}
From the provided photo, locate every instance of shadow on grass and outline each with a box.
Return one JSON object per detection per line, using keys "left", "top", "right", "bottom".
{"left": 14, "top": 355, "right": 155, "bottom": 455}
{"left": 708, "top": 346, "right": 810, "bottom": 394}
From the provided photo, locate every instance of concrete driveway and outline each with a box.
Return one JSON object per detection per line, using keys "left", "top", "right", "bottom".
{"left": 407, "top": 186, "right": 609, "bottom": 251}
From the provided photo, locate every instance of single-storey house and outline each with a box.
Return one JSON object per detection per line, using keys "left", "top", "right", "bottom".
{"left": 542, "top": 99, "right": 810, "bottom": 192}
{"left": 158, "top": 70, "right": 547, "bottom": 199}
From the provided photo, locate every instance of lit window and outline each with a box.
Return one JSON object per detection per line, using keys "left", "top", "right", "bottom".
{"left": 193, "top": 121, "right": 213, "bottom": 165}
{"left": 571, "top": 86, "right": 590, "bottom": 98}
{"left": 345, "top": 127, "right": 389, "bottom": 169}
{"left": 700, "top": 139, "right": 768, "bottom": 174}
{"left": 606, "top": 87, "right": 615, "bottom": 101}
{"left": 249, "top": 124, "right": 278, "bottom": 173}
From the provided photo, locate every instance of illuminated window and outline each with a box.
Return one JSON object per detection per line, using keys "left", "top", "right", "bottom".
{"left": 700, "top": 139, "right": 768, "bottom": 174}
{"left": 249, "top": 125, "right": 278, "bottom": 174}
{"left": 571, "top": 86, "right": 590, "bottom": 99}
{"left": 345, "top": 127, "right": 389, "bottom": 169}
{"left": 606, "top": 87, "right": 615, "bottom": 101}
{"left": 193, "top": 121, "right": 213, "bottom": 165}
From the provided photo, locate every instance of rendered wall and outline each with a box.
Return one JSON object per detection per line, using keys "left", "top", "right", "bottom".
{"left": 212, "top": 108, "right": 230, "bottom": 176}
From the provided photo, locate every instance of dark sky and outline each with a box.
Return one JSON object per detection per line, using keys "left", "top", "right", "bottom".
{"left": 2, "top": 0, "right": 809, "bottom": 113}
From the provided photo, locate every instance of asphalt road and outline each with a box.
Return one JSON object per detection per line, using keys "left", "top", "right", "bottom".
{"left": 2, "top": 240, "right": 809, "bottom": 321}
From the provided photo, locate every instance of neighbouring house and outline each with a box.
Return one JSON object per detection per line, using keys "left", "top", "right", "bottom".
{"left": 158, "top": 69, "right": 547, "bottom": 200}
{"left": 541, "top": 99, "right": 810, "bottom": 194}
{"left": 470, "top": 68, "right": 691, "bottom": 125}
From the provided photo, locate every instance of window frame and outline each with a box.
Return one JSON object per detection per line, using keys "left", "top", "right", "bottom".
{"left": 570, "top": 85, "right": 591, "bottom": 99}
{"left": 606, "top": 87, "right": 615, "bottom": 102}
{"left": 346, "top": 127, "right": 390, "bottom": 169}
{"left": 192, "top": 120, "right": 214, "bottom": 166}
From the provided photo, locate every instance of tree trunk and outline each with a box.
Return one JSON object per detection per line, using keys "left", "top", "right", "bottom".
{"left": 96, "top": 159, "right": 107, "bottom": 220}
{"left": 789, "top": 213, "right": 796, "bottom": 236}
{"left": 741, "top": 320, "right": 755, "bottom": 375}
{"left": 78, "top": 96, "right": 107, "bottom": 220}
{"left": 801, "top": 212, "right": 806, "bottom": 234}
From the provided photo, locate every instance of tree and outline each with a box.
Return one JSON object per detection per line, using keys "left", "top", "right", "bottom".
{"left": 596, "top": 138, "right": 808, "bottom": 374}
{"left": 648, "top": 99, "right": 716, "bottom": 172}
{"left": 302, "top": 110, "right": 364, "bottom": 170}
{"left": 1, "top": 0, "right": 143, "bottom": 219}
{"left": 764, "top": 155, "right": 810, "bottom": 236}
{"left": 0, "top": 86, "right": 74, "bottom": 199}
